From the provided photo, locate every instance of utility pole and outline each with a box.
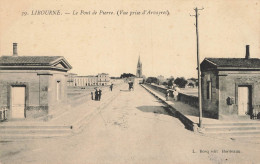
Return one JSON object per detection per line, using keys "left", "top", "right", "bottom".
{"left": 190, "top": 7, "right": 204, "bottom": 128}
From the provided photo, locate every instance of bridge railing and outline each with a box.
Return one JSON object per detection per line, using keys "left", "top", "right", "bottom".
{"left": 144, "top": 83, "right": 199, "bottom": 108}
{"left": 178, "top": 93, "right": 199, "bottom": 108}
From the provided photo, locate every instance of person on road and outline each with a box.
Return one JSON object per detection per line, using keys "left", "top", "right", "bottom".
{"left": 110, "top": 84, "right": 113, "bottom": 91}
{"left": 91, "top": 91, "right": 93, "bottom": 100}
{"left": 98, "top": 89, "right": 102, "bottom": 101}
{"left": 128, "top": 82, "right": 131, "bottom": 91}
{"left": 95, "top": 89, "right": 98, "bottom": 101}
{"left": 129, "top": 82, "right": 133, "bottom": 91}
{"left": 173, "top": 89, "right": 179, "bottom": 101}
{"left": 166, "top": 89, "right": 170, "bottom": 101}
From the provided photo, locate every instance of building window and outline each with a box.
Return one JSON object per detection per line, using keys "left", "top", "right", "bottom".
{"left": 57, "top": 81, "right": 61, "bottom": 101}
{"left": 207, "top": 81, "right": 212, "bottom": 100}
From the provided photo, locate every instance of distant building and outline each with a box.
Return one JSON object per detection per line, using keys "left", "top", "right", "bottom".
{"left": 67, "top": 73, "right": 77, "bottom": 86}
{"left": 87, "top": 75, "right": 99, "bottom": 86}
{"left": 0, "top": 43, "right": 72, "bottom": 119}
{"left": 186, "top": 78, "right": 198, "bottom": 88}
{"left": 136, "top": 56, "right": 142, "bottom": 78}
{"left": 200, "top": 45, "right": 260, "bottom": 120}
{"left": 97, "top": 73, "right": 110, "bottom": 86}
{"left": 168, "top": 76, "right": 174, "bottom": 80}
{"left": 157, "top": 75, "right": 166, "bottom": 84}
{"left": 72, "top": 73, "right": 110, "bottom": 87}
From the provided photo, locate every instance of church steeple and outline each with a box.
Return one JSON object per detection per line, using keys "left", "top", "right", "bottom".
{"left": 136, "top": 55, "right": 142, "bottom": 78}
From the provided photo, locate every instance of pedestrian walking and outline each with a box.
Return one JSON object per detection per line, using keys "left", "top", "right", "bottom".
{"left": 95, "top": 89, "right": 98, "bottom": 101}
{"left": 110, "top": 84, "right": 113, "bottom": 91}
{"left": 98, "top": 89, "right": 102, "bottom": 101}
{"left": 166, "top": 89, "right": 170, "bottom": 101}
{"left": 91, "top": 91, "right": 93, "bottom": 100}
{"left": 173, "top": 90, "right": 179, "bottom": 101}
{"left": 128, "top": 82, "right": 131, "bottom": 91}
{"left": 128, "top": 82, "right": 133, "bottom": 91}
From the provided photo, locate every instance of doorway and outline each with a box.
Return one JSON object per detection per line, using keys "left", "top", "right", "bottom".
{"left": 11, "top": 86, "right": 26, "bottom": 118}
{"left": 238, "top": 86, "right": 252, "bottom": 116}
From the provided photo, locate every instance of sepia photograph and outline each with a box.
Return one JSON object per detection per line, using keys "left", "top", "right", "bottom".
{"left": 0, "top": 0, "right": 260, "bottom": 163}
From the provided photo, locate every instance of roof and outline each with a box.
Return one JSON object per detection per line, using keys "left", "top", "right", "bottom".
{"left": 68, "top": 73, "right": 77, "bottom": 76}
{"left": 73, "top": 75, "right": 97, "bottom": 78}
{"left": 98, "top": 73, "right": 109, "bottom": 75}
{"left": 201, "top": 58, "right": 260, "bottom": 70}
{"left": 0, "top": 56, "right": 62, "bottom": 65}
{"left": 206, "top": 58, "right": 260, "bottom": 67}
{"left": 0, "top": 56, "right": 72, "bottom": 71}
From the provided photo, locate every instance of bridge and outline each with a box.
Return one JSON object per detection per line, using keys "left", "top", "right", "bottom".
{"left": 0, "top": 83, "right": 259, "bottom": 163}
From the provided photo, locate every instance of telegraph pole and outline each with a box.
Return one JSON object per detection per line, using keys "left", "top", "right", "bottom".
{"left": 191, "top": 7, "right": 204, "bottom": 127}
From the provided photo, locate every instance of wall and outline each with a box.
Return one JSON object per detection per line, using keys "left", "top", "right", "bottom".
{"left": 218, "top": 70, "right": 260, "bottom": 119}
{"left": 145, "top": 83, "right": 170, "bottom": 95}
{"left": 178, "top": 93, "right": 199, "bottom": 108}
{"left": 48, "top": 71, "right": 68, "bottom": 112}
{"left": 0, "top": 70, "right": 69, "bottom": 119}
{"left": 0, "top": 70, "right": 46, "bottom": 118}
{"left": 201, "top": 70, "right": 219, "bottom": 119}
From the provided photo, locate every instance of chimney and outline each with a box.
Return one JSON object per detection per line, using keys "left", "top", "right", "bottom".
{"left": 13, "top": 43, "right": 18, "bottom": 56}
{"left": 245, "top": 45, "right": 250, "bottom": 59}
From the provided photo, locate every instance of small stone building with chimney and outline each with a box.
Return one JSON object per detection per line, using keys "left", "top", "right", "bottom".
{"left": 200, "top": 45, "right": 260, "bottom": 120}
{"left": 0, "top": 43, "right": 72, "bottom": 119}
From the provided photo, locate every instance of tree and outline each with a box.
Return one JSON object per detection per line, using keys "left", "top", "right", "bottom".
{"left": 146, "top": 77, "right": 159, "bottom": 84}
{"left": 111, "top": 77, "right": 120, "bottom": 79}
{"left": 188, "top": 78, "right": 198, "bottom": 87}
{"left": 195, "top": 81, "right": 199, "bottom": 87}
{"left": 120, "top": 73, "right": 135, "bottom": 78}
{"left": 188, "top": 82, "right": 195, "bottom": 87}
{"left": 162, "top": 82, "right": 168, "bottom": 86}
{"left": 188, "top": 77, "right": 197, "bottom": 82}
{"left": 174, "top": 77, "right": 188, "bottom": 88}
{"left": 167, "top": 77, "right": 174, "bottom": 87}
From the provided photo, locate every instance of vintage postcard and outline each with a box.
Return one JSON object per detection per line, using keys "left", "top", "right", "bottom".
{"left": 0, "top": 0, "right": 259, "bottom": 163}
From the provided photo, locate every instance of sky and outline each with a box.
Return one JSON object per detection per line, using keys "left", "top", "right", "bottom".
{"left": 0, "top": 0, "right": 259, "bottom": 78}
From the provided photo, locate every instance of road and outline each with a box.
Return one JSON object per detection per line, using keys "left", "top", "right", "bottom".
{"left": 0, "top": 84, "right": 259, "bottom": 164}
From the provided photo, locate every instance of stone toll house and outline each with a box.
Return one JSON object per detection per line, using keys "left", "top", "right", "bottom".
{"left": 0, "top": 43, "right": 72, "bottom": 119}
{"left": 201, "top": 45, "right": 260, "bottom": 120}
